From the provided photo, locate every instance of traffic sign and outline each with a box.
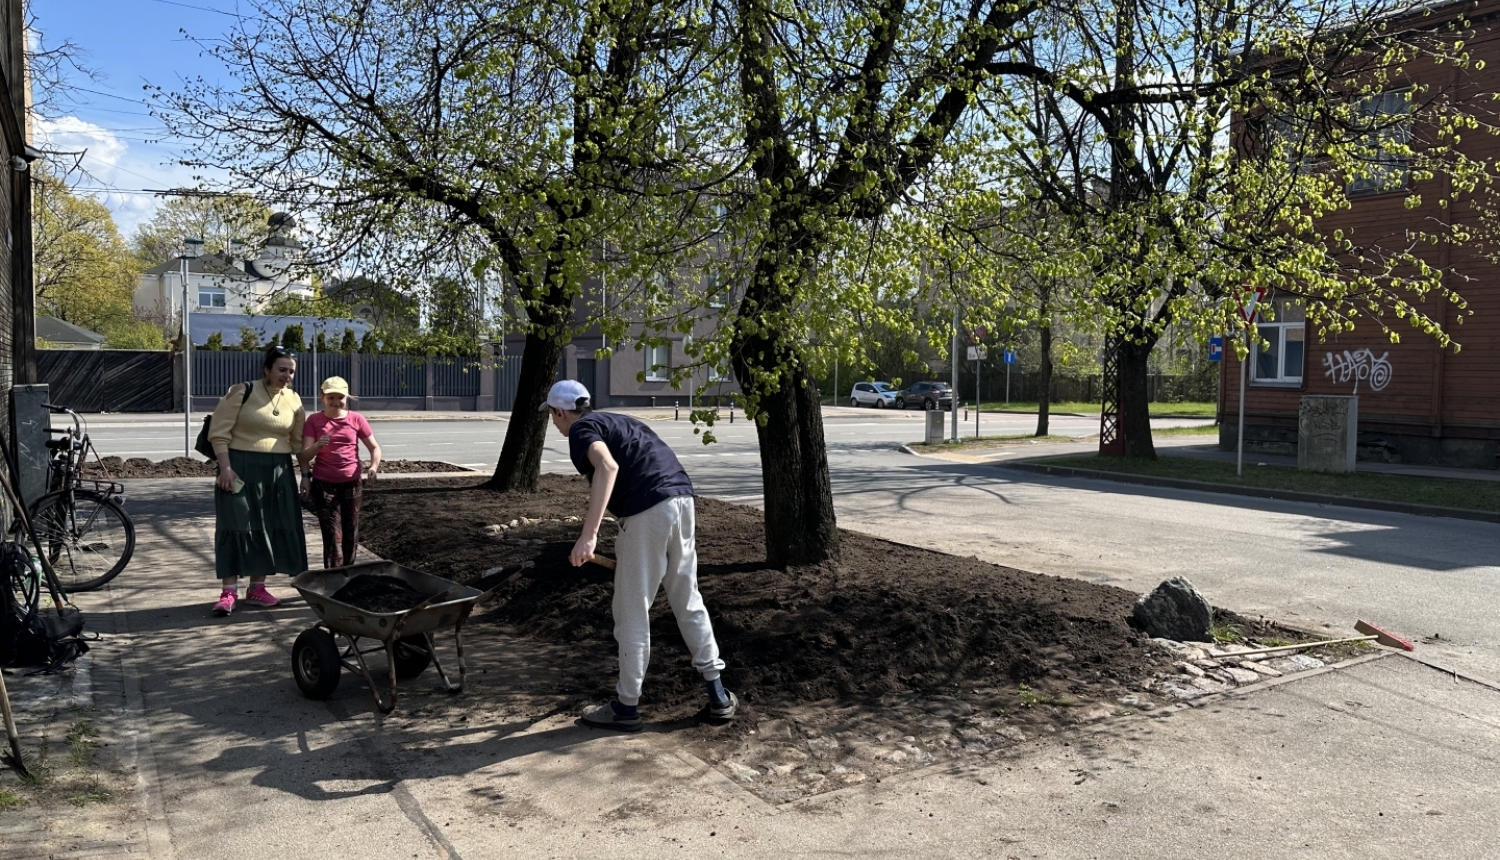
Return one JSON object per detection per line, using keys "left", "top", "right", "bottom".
{"left": 1237, "top": 287, "right": 1266, "bottom": 324}
{"left": 1208, "top": 336, "right": 1224, "bottom": 361}
{"left": 966, "top": 346, "right": 987, "bottom": 361}
{"left": 1003, "top": 349, "right": 1016, "bottom": 364}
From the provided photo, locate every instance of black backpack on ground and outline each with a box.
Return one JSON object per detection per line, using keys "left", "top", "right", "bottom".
{"left": 194, "top": 381, "right": 257, "bottom": 460}
{"left": 0, "top": 541, "right": 89, "bottom": 673}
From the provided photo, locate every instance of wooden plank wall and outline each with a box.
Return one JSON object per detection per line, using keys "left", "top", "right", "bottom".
{"left": 37, "top": 350, "right": 175, "bottom": 413}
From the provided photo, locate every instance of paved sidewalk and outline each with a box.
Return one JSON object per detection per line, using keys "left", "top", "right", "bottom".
{"left": 3, "top": 479, "right": 1498, "bottom": 859}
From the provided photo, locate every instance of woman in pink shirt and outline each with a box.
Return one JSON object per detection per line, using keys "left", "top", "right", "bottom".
{"left": 299, "top": 376, "right": 382, "bottom": 567}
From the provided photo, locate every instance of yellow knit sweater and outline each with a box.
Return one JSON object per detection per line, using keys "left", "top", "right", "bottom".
{"left": 207, "top": 380, "right": 305, "bottom": 455}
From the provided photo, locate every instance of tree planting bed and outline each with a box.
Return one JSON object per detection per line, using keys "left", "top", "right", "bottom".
{"left": 357, "top": 475, "right": 1296, "bottom": 799}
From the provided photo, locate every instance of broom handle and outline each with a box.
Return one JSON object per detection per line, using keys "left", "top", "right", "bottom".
{"left": 0, "top": 668, "right": 27, "bottom": 776}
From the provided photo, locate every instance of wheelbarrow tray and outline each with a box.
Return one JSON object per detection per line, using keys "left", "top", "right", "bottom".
{"left": 290, "top": 560, "right": 481, "bottom": 642}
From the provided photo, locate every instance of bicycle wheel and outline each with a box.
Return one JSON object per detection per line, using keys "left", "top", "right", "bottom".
{"left": 28, "top": 489, "right": 135, "bottom": 592}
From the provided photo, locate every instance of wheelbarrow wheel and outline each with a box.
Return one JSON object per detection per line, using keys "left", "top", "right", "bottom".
{"left": 391, "top": 635, "right": 432, "bottom": 680}
{"left": 292, "top": 628, "right": 342, "bottom": 700}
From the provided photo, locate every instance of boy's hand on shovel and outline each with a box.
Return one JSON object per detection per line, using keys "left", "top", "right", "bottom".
{"left": 569, "top": 535, "right": 597, "bottom": 567}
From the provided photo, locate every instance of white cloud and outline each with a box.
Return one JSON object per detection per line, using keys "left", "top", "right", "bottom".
{"left": 34, "top": 115, "right": 203, "bottom": 237}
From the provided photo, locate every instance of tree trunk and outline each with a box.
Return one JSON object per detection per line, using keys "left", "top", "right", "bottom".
{"left": 1035, "top": 322, "right": 1052, "bottom": 437}
{"left": 484, "top": 316, "right": 569, "bottom": 492}
{"left": 749, "top": 362, "right": 840, "bottom": 568}
{"left": 731, "top": 237, "right": 840, "bottom": 568}
{"left": 1118, "top": 335, "right": 1158, "bottom": 459}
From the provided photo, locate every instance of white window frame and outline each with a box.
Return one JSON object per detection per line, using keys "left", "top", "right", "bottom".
{"left": 709, "top": 361, "right": 728, "bottom": 382}
{"left": 645, "top": 342, "right": 671, "bottom": 381}
{"left": 198, "top": 286, "right": 227, "bottom": 309}
{"left": 1250, "top": 299, "right": 1306, "bottom": 386}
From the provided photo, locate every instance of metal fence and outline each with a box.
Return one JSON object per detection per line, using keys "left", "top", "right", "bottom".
{"left": 194, "top": 351, "right": 263, "bottom": 396}
{"left": 433, "top": 357, "right": 483, "bottom": 397}
{"left": 360, "top": 354, "right": 427, "bottom": 398}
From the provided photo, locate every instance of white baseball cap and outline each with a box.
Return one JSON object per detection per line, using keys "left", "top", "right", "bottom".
{"left": 540, "top": 379, "right": 592, "bottom": 412}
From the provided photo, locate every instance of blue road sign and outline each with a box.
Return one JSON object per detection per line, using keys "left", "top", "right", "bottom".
{"left": 1208, "top": 336, "right": 1224, "bottom": 361}
{"left": 1003, "top": 349, "right": 1016, "bottom": 364}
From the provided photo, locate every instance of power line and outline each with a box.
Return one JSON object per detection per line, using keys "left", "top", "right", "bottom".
{"left": 141, "top": 0, "right": 251, "bottom": 18}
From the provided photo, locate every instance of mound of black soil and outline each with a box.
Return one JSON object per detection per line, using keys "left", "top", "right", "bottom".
{"left": 360, "top": 475, "right": 1174, "bottom": 716}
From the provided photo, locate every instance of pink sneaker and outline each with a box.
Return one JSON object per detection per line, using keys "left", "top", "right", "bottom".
{"left": 212, "top": 589, "right": 237, "bottom": 616}
{"left": 243, "top": 584, "right": 281, "bottom": 607}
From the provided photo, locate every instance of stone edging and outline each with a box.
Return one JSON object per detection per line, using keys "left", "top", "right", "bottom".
{"left": 993, "top": 459, "right": 1498, "bottom": 524}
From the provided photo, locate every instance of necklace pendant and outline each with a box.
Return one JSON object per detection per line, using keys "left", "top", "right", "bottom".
{"left": 273, "top": 409, "right": 280, "bottom": 416}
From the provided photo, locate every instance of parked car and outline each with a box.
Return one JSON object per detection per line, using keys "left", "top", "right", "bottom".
{"left": 898, "top": 381, "right": 953, "bottom": 410}
{"left": 849, "top": 381, "right": 899, "bottom": 408}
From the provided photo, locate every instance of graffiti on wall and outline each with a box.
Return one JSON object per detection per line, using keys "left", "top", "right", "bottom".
{"left": 1321, "top": 348, "right": 1393, "bottom": 394}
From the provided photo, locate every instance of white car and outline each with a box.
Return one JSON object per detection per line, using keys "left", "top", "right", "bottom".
{"left": 849, "top": 381, "right": 899, "bottom": 408}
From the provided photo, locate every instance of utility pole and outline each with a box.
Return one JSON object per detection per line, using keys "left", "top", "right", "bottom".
{"left": 950, "top": 303, "right": 960, "bottom": 441}
{"left": 179, "top": 238, "right": 204, "bottom": 457}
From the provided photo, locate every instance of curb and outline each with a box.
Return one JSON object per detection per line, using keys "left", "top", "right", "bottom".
{"left": 997, "top": 460, "right": 1499, "bottom": 524}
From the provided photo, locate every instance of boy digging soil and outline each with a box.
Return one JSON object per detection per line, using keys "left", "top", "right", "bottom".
{"left": 542, "top": 380, "right": 737, "bottom": 732}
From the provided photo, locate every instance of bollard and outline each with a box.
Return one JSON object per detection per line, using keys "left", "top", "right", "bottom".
{"left": 651, "top": 396, "right": 656, "bottom": 407}
{"left": 675, "top": 401, "right": 680, "bottom": 420}
{"left": 730, "top": 405, "right": 735, "bottom": 423}
{"left": 964, "top": 408, "right": 968, "bottom": 421}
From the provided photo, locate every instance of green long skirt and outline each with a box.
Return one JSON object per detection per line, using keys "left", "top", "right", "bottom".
{"left": 214, "top": 449, "right": 309, "bottom": 580}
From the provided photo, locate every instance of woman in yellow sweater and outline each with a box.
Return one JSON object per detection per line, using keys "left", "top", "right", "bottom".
{"left": 205, "top": 345, "right": 310, "bottom": 616}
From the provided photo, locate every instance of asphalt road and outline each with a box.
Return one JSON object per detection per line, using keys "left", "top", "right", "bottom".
{"left": 78, "top": 407, "right": 1500, "bottom": 683}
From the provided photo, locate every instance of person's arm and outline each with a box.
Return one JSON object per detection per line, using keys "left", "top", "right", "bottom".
{"left": 570, "top": 440, "right": 619, "bottom": 567}
{"left": 210, "top": 384, "right": 249, "bottom": 492}
{"left": 361, "top": 433, "right": 382, "bottom": 481}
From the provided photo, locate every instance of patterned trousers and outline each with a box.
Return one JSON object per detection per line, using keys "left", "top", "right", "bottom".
{"left": 309, "top": 477, "right": 362, "bottom": 568}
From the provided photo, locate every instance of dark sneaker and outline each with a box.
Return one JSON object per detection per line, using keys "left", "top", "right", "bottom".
{"left": 703, "top": 691, "right": 738, "bottom": 723}
{"left": 580, "top": 700, "right": 643, "bottom": 733}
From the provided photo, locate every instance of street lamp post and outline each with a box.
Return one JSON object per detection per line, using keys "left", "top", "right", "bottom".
{"left": 180, "top": 238, "right": 203, "bottom": 457}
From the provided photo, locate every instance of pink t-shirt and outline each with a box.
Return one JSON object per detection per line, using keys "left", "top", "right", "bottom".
{"left": 304, "top": 411, "right": 373, "bottom": 482}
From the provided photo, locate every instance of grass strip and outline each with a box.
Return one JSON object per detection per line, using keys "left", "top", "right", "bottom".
{"left": 1042, "top": 455, "right": 1498, "bottom": 513}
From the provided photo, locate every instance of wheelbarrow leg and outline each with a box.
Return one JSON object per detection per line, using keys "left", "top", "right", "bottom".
{"left": 344, "top": 635, "right": 398, "bottom": 714}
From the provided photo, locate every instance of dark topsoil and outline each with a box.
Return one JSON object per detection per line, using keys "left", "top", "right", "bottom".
{"left": 357, "top": 475, "right": 1273, "bottom": 744}
{"left": 83, "top": 456, "right": 469, "bottom": 479}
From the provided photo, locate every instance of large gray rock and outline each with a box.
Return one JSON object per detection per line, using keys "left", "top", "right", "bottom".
{"left": 1132, "top": 577, "right": 1213, "bottom": 642}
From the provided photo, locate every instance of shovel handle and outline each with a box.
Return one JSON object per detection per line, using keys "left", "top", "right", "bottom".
{"left": 588, "top": 554, "right": 617, "bottom": 570}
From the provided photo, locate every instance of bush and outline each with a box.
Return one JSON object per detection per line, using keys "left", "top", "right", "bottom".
{"left": 205, "top": 332, "right": 224, "bottom": 351}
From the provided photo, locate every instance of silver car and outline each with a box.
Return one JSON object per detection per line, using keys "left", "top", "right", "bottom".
{"left": 849, "top": 381, "right": 899, "bottom": 408}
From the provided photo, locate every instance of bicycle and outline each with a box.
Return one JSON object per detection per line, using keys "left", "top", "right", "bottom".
{"left": 22, "top": 403, "right": 136, "bottom": 592}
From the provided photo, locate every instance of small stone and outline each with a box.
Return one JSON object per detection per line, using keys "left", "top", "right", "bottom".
{"left": 1116, "top": 695, "right": 1141, "bottom": 708}
{"left": 1190, "top": 676, "right": 1230, "bottom": 693}
{"left": 1223, "top": 667, "right": 1262, "bottom": 685}
{"left": 1268, "top": 654, "right": 1325, "bottom": 673}
{"left": 806, "top": 737, "right": 840, "bottom": 758}
{"left": 1156, "top": 681, "right": 1206, "bottom": 700}
{"left": 995, "top": 727, "right": 1027, "bottom": 743}
{"left": 602, "top": 516, "right": 617, "bottom": 523}
{"left": 839, "top": 772, "right": 869, "bottom": 785}
{"left": 1196, "top": 658, "right": 1223, "bottom": 669}
{"left": 507, "top": 519, "right": 519, "bottom": 528}
{"left": 1176, "top": 662, "right": 1206, "bottom": 678}
{"left": 885, "top": 750, "right": 909, "bottom": 764}
{"left": 1240, "top": 660, "right": 1282, "bottom": 677}
{"left": 756, "top": 719, "right": 794, "bottom": 741}
{"left": 483, "top": 524, "right": 503, "bottom": 536}
{"left": 564, "top": 515, "right": 581, "bottom": 523}
{"left": 722, "top": 762, "right": 762, "bottom": 783}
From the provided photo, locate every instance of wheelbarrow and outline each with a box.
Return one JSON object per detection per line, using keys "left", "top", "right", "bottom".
{"left": 288, "top": 559, "right": 532, "bottom": 713}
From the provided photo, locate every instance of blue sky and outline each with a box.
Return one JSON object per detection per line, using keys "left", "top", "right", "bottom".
{"left": 31, "top": 0, "right": 247, "bottom": 235}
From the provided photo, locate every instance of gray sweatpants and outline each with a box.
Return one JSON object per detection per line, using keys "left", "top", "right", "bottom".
{"left": 611, "top": 494, "right": 725, "bottom": 706}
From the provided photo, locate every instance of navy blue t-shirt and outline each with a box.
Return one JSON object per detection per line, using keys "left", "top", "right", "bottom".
{"left": 568, "top": 411, "right": 694, "bottom": 518}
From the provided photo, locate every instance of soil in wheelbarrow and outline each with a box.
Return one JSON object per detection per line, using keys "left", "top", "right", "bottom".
{"left": 330, "top": 574, "right": 430, "bottom": 614}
